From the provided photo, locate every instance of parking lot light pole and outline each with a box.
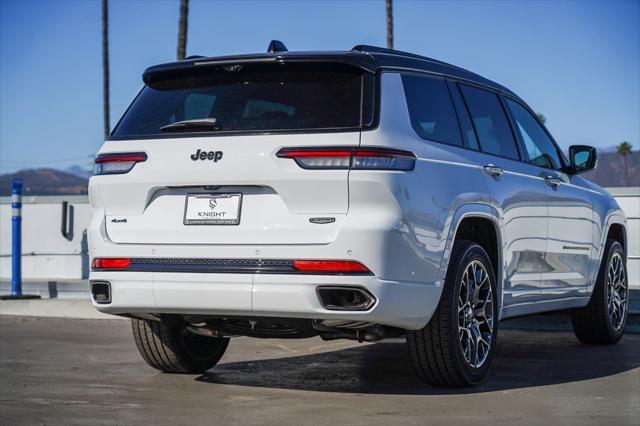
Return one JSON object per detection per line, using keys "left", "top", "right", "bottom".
{"left": 1, "top": 179, "right": 40, "bottom": 300}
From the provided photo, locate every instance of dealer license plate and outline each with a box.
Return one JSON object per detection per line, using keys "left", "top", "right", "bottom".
{"left": 184, "top": 193, "right": 242, "bottom": 225}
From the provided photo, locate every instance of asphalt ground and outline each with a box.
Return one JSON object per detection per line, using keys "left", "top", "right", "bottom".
{"left": 0, "top": 316, "right": 638, "bottom": 426}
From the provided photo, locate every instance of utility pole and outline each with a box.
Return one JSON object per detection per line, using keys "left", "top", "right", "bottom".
{"left": 386, "top": 0, "right": 394, "bottom": 49}
{"left": 177, "top": 0, "right": 189, "bottom": 60}
{"left": 101, "top": 0, "right": 110, "bottom": 139}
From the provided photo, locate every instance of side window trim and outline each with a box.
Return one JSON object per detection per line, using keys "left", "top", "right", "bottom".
{"left": 496, "top": 93, "right": 527, "bottom": 162}
{"left": 446, "top": 80, "right": 479, "bottom": 151}
{"left": 444, "top": 81, "right": 466, "bottom": 148}
{"left": 456, "top": 82, "right": 522, "bottom": 162}
{"left": 501, "top": 94, "right": 569, "bottom": 170}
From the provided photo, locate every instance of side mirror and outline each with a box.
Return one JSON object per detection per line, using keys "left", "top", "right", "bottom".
{"left": 568, "top": 145, "right": 597, "bottom": 174}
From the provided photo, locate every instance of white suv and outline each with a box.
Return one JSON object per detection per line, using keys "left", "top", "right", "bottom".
{"left": 89, "top": 42, "right": 629, "bottom": 386}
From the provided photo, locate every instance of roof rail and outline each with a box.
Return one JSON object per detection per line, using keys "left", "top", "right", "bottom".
{"left": 351, "top": 45, "right": 429, "bottom": 61}
{"left": 352, "top": 44, "right": 478, "bottom": 76}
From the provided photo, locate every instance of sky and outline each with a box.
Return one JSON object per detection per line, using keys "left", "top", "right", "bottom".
{"left": 0, "top": 0, "right": 638, "bottom": 173}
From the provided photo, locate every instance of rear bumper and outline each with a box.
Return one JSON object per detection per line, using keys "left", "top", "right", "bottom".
{"left": 90, "top": 271, "right": 441, "bottom": 330}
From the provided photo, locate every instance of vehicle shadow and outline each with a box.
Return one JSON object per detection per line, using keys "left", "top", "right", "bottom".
{"left": 195, "top": 329, "right": 640, "bottom": 395}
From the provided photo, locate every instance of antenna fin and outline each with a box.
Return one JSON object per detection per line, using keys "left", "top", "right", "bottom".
{"left": 267, "top": 40, "right": 288, "bottom": 53}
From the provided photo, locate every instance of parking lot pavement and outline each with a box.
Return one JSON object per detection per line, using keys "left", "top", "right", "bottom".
{"left": 0, "top": 317, "right": 638, "bottom": 426}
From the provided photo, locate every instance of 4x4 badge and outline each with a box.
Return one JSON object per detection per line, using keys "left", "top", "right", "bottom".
{"left": 190, "top": 149, "right": 223, "bottom": 162}
{"left": 309, "top": 217, "right": 336, "bottom": 224}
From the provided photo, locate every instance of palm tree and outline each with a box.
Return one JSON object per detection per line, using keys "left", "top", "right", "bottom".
{"left": 386, "top": 0, "right": 393, "bottom": 49}
{"left": 617, "top": 141, "right": 633, "bottom": 186}
{"left": 535, "top": 112, "right": 546, "bottom": 125}
{"left": 177, "top": 0, "right": 189, "bottom": 60}
{"left": 101, "top": 0, "right": 110, "bottom": 139}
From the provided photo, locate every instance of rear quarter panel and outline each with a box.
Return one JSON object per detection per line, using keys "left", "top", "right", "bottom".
{"left": 357, "top": 72, "right": 491, "bottom": 286}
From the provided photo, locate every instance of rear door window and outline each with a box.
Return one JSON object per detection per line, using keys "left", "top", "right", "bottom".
{"left": 505, "top": 98, "right": 562, "bottom": 169}
{"left": 402, "top": 75, "right": 462, "bottom": 147}
{"left": 459, "top": 84, "right": 520, "bottom": 160}
{"left": 112, "top": 63, "right": 373, "bottom": 138}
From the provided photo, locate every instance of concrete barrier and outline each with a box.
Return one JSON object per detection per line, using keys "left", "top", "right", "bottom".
{"left": 608, "top": 188, "right": 640, "bottom": 291}
{"left": 0, "top": 195, "right": 90, "bottom": 280}
{"left": 1, "top": 189, "right": 639, "bottom": 291}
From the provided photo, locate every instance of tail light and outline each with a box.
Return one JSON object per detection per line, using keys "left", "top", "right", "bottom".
{"left": 277, "top": 147, "right": 415, "bottom": 170}
{"left": 292, "top": 260, "right": 371, "bottom": 274}
{"left": 94, "top": 152, "right": 147, "bottom": 175}
{"left": 92, "top": 258, "right": 131, "bottom": 270}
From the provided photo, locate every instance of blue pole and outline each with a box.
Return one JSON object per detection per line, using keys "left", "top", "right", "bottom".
{"left": 11, "top": 179, "right": 22, "bottom": 296}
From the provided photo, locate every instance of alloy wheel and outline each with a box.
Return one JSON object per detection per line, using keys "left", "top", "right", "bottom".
{"left": 607, "top": 252, "right": 627, "bottom": 331}
{"left": 458, "top": 260, "right": 494, "bottom": 368}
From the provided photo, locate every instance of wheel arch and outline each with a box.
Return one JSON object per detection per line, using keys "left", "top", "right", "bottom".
{"left": 440, "top": 204, "right": 503, "bottom": 310}
{"left": 587, "top": 214, "right": 626, "bottom": 294}
{"left": 598, "top": 214, "right": 627, "bottom": 268}
{"left": 606, "top": 222, "right": 626, "bottom": 255}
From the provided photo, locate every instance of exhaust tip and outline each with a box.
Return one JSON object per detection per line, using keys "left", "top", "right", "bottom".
{"left": 316, "top": 286, "right": 376, "bottom": 311}
{"left": 90, "top": 281, "right": 111, "bottom": 304}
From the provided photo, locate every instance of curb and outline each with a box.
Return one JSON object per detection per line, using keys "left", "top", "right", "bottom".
{"left": 0, "top": 299, "right": 125, "bottom": 320}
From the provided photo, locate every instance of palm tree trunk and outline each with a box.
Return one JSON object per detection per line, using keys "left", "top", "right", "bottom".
{"left": 624, "top": 155, "right": 629, "bottom": 186}
{"left": 386, "top": 0, "right": 393, "bottom": 49}
{"left": 101, "top": 0, "right": 110, "bottom": 139}
{"left": 177, "top": 0, "right": 189, "bottom": 60}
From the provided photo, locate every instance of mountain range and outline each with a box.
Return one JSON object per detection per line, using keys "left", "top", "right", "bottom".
{"left": 0, "top": 151, "right": 637, "bottom": 196}
{"left": 0, "top": 167, "right": 89, "bottom": 196}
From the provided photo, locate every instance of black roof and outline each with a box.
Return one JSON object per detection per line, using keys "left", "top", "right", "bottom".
{"left": 142, "top": 44, "right": 516, "bottom": 97}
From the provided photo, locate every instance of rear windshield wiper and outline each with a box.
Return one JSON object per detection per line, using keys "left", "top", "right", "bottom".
{"left": 160, "top": 118, "right": 222, "bottom": 132}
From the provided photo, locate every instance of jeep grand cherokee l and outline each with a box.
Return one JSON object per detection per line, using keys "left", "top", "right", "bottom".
{"left": 88, "top": 42, "right": 629, "bottom": 386}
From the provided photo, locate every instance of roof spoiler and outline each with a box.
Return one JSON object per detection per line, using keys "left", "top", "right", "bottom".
{"left": 142, "top": 42, "right": 403, "bottom": 85}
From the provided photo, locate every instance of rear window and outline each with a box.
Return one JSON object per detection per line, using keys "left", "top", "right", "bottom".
{"left": 112, "top": 63, "right": 373, "bottom": 138}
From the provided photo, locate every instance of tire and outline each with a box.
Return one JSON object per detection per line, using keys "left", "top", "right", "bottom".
{"left": 131, "top": 317, "right": 229, "bottom": 373}
{"left": 407, "top": 240, "right": 498, "bottom": 387}
{"left": 571, "top": 239, "right": 628, "bottom": 344}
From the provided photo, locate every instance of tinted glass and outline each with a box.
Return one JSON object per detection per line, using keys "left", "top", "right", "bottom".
{"left": 402, "top": 75, "right": 462, "bottom": 146}
{"left": 112, "top": 63, "right": 371, "bottom": 137}
{"left": 459, "top": 85, "right": 519, "bottom": 160}
{"left": 506, "top": 99, "right": 562, "bottom": 169}
{"left": 448, "top": 83, "right": 479, "bottom": 150}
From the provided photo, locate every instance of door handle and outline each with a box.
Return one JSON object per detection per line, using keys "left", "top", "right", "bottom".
{"left": 544, "top": 175, "right": 563, "bottom": 188}
{"left": 483, "top": 164, "right": 503, "bottom": 177}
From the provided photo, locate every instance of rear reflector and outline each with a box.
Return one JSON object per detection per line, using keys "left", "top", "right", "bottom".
{"left": 91, "top": 257, "right": 371, "bottom": 275}
{"left": 277, "top": 147, "right": 415, "bottom": 170}
{"left": 94, "top": 152, "right": 147, "bottom": 175}
{"left": 91, "top": 258, "right": 131, "bottom": 270}
{"left": 292, "top": 260, "right": 371, "bottom": 273}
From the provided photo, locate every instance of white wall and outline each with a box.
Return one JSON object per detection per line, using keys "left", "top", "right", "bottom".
{"left": 608, "top": 188, "right": 639, "bottom": 290}
{"left": 1, "top": 190, "right": 638, "bottom": 288}
{"left": 0, "top": 196, "right": 90, "bottom": 280}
